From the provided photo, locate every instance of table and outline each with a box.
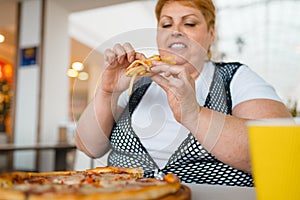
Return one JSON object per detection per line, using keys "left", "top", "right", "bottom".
{"left": 0, "top": 143, "right": 76, "bottom": 171}
{"left": 186, "top": 183, "right": 256, "bottom": 200}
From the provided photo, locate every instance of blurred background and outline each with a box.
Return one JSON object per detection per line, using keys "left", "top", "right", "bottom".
{"left": 0, "top": 0, "right": 299, "bottom": 172}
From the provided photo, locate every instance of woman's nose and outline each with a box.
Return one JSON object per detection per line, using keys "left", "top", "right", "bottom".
{"left": 170, "top": 24, "right": 183, "bottom": 37}
{"left": 171, "top": 30, "right": 183, "bottom": 37}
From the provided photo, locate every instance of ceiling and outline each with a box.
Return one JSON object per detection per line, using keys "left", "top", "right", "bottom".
{"left": 55, "top": 0, "right": 134, "bottom": 12}
{"left": 68, "top": 0, "right": 157, "bottom": 51}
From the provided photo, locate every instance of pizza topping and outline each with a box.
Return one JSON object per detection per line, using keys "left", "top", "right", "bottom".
{"left": 51, "top": 174, "right": 85, "bottom": 185}
{"left": 0, "top": 167, "right": 186, "bottom": 200}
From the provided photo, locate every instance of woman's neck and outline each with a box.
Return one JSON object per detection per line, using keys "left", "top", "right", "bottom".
{"left": 189, "top": 61, "right": 208, "bottom": 80}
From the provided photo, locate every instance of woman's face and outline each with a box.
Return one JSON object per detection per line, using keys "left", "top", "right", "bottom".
{"left": 157, "top": 2, "right": 215, "bottom": 68}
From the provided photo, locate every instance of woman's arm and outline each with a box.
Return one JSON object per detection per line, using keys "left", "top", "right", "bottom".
{"left": 191, "top": 99, "right": 292, "bottom": 174}
{"left": 75, "top": 42, "right": 146, "bottom": 158}
{"left": 75, "top": 90, "right": 123, "bottom": 158}
{"left": 151, "top": 62, "right": 292, "bottom": 174}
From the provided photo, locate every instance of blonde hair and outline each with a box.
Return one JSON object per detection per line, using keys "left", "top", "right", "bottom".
{"left": 155, "top": 0, "right": 216, "bottom": 58}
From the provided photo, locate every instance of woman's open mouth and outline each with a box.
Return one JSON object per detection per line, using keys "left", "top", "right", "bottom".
{"left": 169, "top": 42, "right": 187, "bottom": 50}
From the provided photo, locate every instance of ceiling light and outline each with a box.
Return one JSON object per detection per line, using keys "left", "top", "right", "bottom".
{"left": 71, "top": 61, "right": 84, "bottom": 71}
{"left": 78, "top": 72, "right": 89, "bottom": 81}
{"left": 67, "top": 68, "right": 78, "bottom": 78}
{"left": 0, "top": 34, "right": 5, "bottom": 43}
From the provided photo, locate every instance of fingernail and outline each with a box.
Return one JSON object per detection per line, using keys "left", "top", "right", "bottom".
{"left": 130, "top": 56, "right": 135, "bottom": 62}
{"left": 151, "top": 66, "right": 157, "bottom": 71}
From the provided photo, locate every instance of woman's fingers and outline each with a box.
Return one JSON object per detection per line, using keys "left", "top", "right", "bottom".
{"left": 135, "top": 52, "right": 147, "bottom": 61}
{"left": 151, "top": 63, "right": 197, "bottom": 125}
{"left": 104, "top": 49, "right": 117, "bottom": 66}
{"left": 151, "top": 63, "right": 195, "bottom": 94}
{"left": 151, "top": 62, "right": 179, "bottom": 73}
{"left": 104, "top": 43, "right": 155, "bottom": 70}
{"left": 123, "top": 42, "right": 135, "bottom": 63}
{"left": 151, "top": 63, "right": 188, "bottom": 80}
{"left": 113, "top": 43, "right": 126, "bottom": 64}
{"left": 104, "top": 43, "right": 139, "bottom": 67}
{"left": 101, "top": 43, "right": 151, "bottom": 94}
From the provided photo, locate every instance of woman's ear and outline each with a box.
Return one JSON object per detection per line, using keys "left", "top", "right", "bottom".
{"left": 207, "top": 26, "right": 216, "bottom": 59}
{"left": 209, "top": 26, "right": 216, "bottom": 44}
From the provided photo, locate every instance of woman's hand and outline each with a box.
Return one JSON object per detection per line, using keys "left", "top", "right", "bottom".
{"left": 100, "top": 42, "right": 146, "bottom": 95}
{"left": 150, "top": 62, "right": 201, "bottom": 129}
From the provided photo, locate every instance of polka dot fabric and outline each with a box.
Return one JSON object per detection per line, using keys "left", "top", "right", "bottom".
{"left": 108, "top": 63, "right": 253, "bottom": 187}
{"left": 109, "top": 77, "right": 160, "bottom": 174}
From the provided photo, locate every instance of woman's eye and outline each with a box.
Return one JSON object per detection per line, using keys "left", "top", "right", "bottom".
{"left": 162, "top": 24, "right": 172, "bottom": 28}
{"left": 185, "top": 23, "right": 196, "bottom": 27}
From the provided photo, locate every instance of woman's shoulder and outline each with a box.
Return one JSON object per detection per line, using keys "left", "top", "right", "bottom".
{"left": 227, "top": 62, "right": 283, "bottom": 106}
{"left": 209, "top": 60, "right": 249, "bottom": 79}
{"left": 213, "top": 60, "right": 268, "bottom": 87}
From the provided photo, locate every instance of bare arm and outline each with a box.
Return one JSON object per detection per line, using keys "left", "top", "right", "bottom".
{"left": 75, "top": 91, "right": 123, "bottom": 158}
{"left": 75, "top": 43, "right": 146, "bottom": 158}
{"left": 191, "top": 99, "right": 292, "bottom": 174}
{"left": 151, "top": 63, "right": 292, "bottom": 174}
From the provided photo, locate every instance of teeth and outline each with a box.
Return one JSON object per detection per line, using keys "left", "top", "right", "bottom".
{"left": 170, "top": 43, "right": 186, "bottom": 49}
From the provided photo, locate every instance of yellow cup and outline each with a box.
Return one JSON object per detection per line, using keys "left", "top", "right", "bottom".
{"left": 247, "top": 119, "right": 300, "bottom": 200}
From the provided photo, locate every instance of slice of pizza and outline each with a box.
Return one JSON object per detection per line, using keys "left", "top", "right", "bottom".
{"left": 126, "top": 55, "right": 176, "bottom": 96}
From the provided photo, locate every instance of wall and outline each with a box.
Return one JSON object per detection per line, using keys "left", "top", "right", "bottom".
{"left": 14, "top": 0, "right": 70, "bottom": 171}
{"left": 14, "top": 0, "right": 42, "bottom": 171}
{"left": 39, "top": 0, "right": 70, "bottom": 172}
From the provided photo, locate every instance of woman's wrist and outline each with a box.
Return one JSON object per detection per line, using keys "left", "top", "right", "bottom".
{"left": 190, "top": 106, "right": 226, "bottom": 153}
{"left": 189, "top": 106, "right": 212, "bottom": 142}
{"left": 96, "top": 86, "right": 122, "bottom": 100}
{"left": 94, "top": 87, "right": 121, "bottom": 114}
{"left": 183, "top": 105, "right": 203, "bottom": 135}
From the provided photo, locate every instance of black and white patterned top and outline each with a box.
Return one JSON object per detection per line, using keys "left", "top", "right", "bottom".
{"left": 108, "top": 62, "right": 253, "bottom": 187}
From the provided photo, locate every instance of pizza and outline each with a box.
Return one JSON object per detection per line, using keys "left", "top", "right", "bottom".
{"left": 126, "top": 55, "right": 176, "bottom": 95}
{"left": 0, "top": 166, "right": 190, "bottom": 200}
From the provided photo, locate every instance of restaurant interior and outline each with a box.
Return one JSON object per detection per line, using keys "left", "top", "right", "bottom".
{"left": 0, "top": 0, "right": 299, "bottom": 175}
